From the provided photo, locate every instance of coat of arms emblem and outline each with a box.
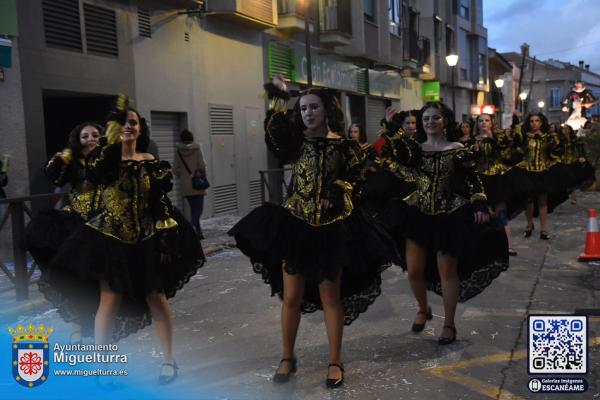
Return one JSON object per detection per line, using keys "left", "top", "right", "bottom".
{"left": 9, "top": 323, "right": 53, "bottom": 388}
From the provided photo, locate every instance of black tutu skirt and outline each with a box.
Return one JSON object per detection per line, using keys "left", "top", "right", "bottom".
{"left": 379, "top": 199, "right": 509, "bottom": 302}
{"left": 516, "top": 165, "right": 571, "bottom": 215}
{"left": 23, "top": 209, "right": 85, "bottom": 267}
{"left": 566, "top": 161, "right": 596, "bottom": 191}
{"left": 360, "top": 169, "right": 416, "bottom": 215}
{"left": 228, "top": 203, "right": 399, "bottom": 325}
{"left": 480, "top": 168, "right": 528, "bottom": 219}
{"left": 44, "top": 208, "right": 204, "bottom": 341}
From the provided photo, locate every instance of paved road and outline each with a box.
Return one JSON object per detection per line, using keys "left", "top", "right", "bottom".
{"left": 3, "top": 193, "right": 600, "bottom": 399}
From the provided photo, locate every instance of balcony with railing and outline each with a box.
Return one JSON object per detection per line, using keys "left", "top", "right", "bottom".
{"left": 417, "top": 36, "right": 434, "bottom": 79}
{"left": 418, "top": 36, "right": 430, "bottom": 65}
{"left": 276, "top": 0, "right": 307, "bottom": 32}
{"left": 403, "top": 28, "right": 419, "bottom": 69}
{"left": 319, "top": 0, "right": 352, "bottom": 46}
{"left": 276, "top": 0, "right": 351, "bottom": 45}
{"left": 207, "top": 0, "right": 277, "bottom": 29}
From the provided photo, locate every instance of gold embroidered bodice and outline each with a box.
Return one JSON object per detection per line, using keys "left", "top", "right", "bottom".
{"left": 473, "top": 135, "right": 512, "bottom": 176}
{"left": 389, "top": 136, "right": 487, "bottom": 215}
{"left": 86, "top": 144, "right": 177, "bottom": 243}
{"left": 373, "top": 131, "right": 415, "bottom": 182}
{"left": 265, "top": 111, "right": 362, "bottom": 227}
{"left": 516, "top": 132, "right": 560, "bottom": 172}
{"left": 560, "top": 134, "right": 586, "bottom": 164}
{"left": 45, "top": 153, "right": 102, "bottom": 220}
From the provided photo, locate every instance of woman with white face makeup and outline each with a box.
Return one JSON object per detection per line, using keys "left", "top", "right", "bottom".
{"left": 230, "top": 76, "right": 397, "bottom": 388}
{"left": 24, "top": 121, "right": 104, "bottom": 345}
{"left": 379, "top": 102, "right": 509, "bottom": 345}
{"left": 47, "top": 96, "right": 204, "bottom": 385}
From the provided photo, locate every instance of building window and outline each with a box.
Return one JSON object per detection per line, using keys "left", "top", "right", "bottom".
{"left": 445, "top": 25, "right": 454, "bottom": 54}
{"left": 549, "top": 88, "right": 562, "bottom": 109}
{"left": 389, "top": 0, "right": 401, "bottom": 35}
{"left": 476, "top": 0, "right": 483, "bottom": 25}
{"left": 434, "top": 18, "right": 441, "bottom": 54}
{"left": 364, "top": 0, "right": 375, "bottom": 22}
{"left": 459, "top": 0, "right": 469, "bottom": 19}
{"left": 478, "top": 53, "right": 487, "bottom": 84}
{"left": 458, "top": 28, "right": 469, "bottom": 80}
{"left": 478, "top": 37, "right": 487, "bottom": 84}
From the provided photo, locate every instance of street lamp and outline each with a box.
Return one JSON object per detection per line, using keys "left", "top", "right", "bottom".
{"left": 538, "top": 100, "right": 545, "bottom": 112}
{"left": 519, "top": 92, "right": 528, "bottom": 114}
{"left": 445, "top": 53, "right": 459, "bottom": 114}
{"left": 494, "top": 78, "right": 505, "bottom": 125}
{"left": 299, "top": 0, "right": 312, "bottom": 87}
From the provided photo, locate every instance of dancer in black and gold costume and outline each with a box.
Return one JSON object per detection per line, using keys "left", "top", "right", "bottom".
{"left": 361, "top": 110, "right": 419, "bottom": 215}
{"left": 379, "top": 102, "right": 509, "bottom": 345}
{"left": 48, "top": 96, "right": 203, "bottom": 384}
{"left": 471, "top": 113, "right": 526, "bottom": 256}
{"left": 513, "top": 113, "right": 567, "bottom": 240}
{"left": 558, "top": 123, "right": 595, "bottom": 205}
{"left": 458, "top": 121, "right": 475, "bottom": 147}
{"left": 24, "top": 122, "right": 104, "bottom": 344}
{"left": 229, "top": 76, "right": 397, "bottom": 388}
{"left": 25, "top": 122, "right": 104, "bottom": 265}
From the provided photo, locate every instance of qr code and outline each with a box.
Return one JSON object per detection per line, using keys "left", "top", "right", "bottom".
{"left": 528, "top": 315, "right": 587, "bottom": 374}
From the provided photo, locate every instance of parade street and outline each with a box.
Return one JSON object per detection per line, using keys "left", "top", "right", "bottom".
{"left": 2, "top": 191, "right": 598, "bottom": 400}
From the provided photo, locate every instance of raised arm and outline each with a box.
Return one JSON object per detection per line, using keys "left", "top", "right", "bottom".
{"left": 86, "top": 95, "right": 128, "bottom": 185}
{"left": 263, "top": 76, "right": 303, "bottom": 164}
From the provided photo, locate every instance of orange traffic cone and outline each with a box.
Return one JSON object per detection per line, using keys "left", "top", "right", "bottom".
{"left": 579, "top": 209, "right": 600, "bottom": 261}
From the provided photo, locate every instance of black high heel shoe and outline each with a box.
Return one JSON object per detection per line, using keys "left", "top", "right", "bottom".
{"left": 326, "top": 363, "right": 344, "bottom": 389}
{"left": 158, "top": 361, "right": 178, "bottom": 385}
{"left": 438, "top": 325, "right": 457, "bottom": 345}
{"left": 411, "top": 306, "right": 433, "bottom": 332}
{"left": 273, "top": 358, "right": 297, "bottom": 383}
{"left": 540, "top": 231, "right": 550, "bottom": 240}
{"left": 524, "top": 224, "right": 534, "bottom": 238}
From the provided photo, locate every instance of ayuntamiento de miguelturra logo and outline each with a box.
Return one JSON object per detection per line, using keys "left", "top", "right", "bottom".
{"left": 9, "top": 323, "right": 53, "bottom": 388}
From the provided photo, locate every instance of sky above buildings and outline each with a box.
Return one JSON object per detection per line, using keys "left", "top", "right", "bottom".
{"left": 484, "top": 0, "right": 600, "bottom": 71}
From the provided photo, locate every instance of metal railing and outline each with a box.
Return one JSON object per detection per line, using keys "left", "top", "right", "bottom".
{"left": 320, "top": 0, "right": 352, "bottom": 35}
{"left": 403, "top": 28, "right": 419, "bottom": 61}
{"left": 0, "top": 192, "right": 67, "bottom": 300}
{"left": 258, "top": 168, "right": 293, "bottom": 205}
{"left": 418, "top": 36, "right": 430, "bottom": 65}
{"left": 277, "top": 0, "right": 305, "bottom": 16}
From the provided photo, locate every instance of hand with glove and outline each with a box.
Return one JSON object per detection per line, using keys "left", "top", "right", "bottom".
{"left": 472, "top": 200, "right": 491, "bottom": 224}
{"left": 320, "top": 184, "right": 345, "bottom": 216}
{"left": 105, "top": 94, "right": 129, "bottom": 144}
{"left": 157, "top": 228, "right": 178, "bottom": 264}
{"left": 264, "top": 75, "right": 289, "bottom": 112}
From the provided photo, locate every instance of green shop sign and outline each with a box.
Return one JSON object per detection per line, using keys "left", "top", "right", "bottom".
{"left": 293, "top": 44, "right": 359, "bottom": 92}
{"left": 0, "top": 0, "right": 18, "bottom": 36}
{"left": 423, "top": 81, "right": 440, "bottom": 102}
{"left": 267, "top": 41, "right": 403, "bottom": 99}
